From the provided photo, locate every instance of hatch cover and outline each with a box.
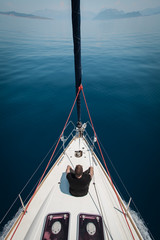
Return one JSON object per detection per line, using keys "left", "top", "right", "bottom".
{"left": 42, "top": 212, "right": 70, "bottom": 240}
{"left": 78, "top": 213, "right": 104, "bottom": 240}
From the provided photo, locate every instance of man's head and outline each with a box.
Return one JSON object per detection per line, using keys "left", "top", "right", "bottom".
{"left": 75, "top": 165, "right": 83, "bottom": 178}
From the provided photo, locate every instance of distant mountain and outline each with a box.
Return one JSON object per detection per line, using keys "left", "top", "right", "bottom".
{"left": 1, "top": 7, "right": 160, "bottom": 22}
{"left": 33, "top": 9, "right": 68, "bottom": 20}
{"left": 33, "top": 9, "right": 96, "bottom": 21}
{"left": 140, "top": 6, "right": 160, "bottom": 16}
{"left": 94, "top": 9, "right": 141, "bottom": 20}
{"left": 0, "top": 11, "right": 52, "bottom": 20}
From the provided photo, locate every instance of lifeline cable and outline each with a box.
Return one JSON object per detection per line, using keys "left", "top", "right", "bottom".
{"left": 0, "top": 139, "right": 58, "bottom": 226}
{"left": 98, "top": 135, "right": 154, "bottom": 240}
{"left": 24, "top": 143, "right": 63, "bottom": 205}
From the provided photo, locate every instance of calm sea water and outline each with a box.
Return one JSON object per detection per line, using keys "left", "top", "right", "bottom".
{"left": 0, "top": 14, "right": 160, "bottom": 239}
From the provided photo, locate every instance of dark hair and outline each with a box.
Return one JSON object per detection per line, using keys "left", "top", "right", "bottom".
{"left": 75, "top": 165, "right": 83, "bottom": 177}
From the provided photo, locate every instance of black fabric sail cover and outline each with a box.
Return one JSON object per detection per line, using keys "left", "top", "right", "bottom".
{"left": 71, "top": 0, "right": 82, "bottom": 126}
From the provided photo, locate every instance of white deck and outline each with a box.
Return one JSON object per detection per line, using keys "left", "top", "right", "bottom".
{"left": 6, "top": 136, "right": 143, "bottom": 240}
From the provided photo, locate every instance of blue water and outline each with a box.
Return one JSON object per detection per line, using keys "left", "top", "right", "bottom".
{"left": 0, "top": 14, "right": 160, "bottom": 239}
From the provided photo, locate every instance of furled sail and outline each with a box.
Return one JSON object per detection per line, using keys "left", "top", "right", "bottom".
{"left": 71, "top": 0, "right": 82, "bottom": 127}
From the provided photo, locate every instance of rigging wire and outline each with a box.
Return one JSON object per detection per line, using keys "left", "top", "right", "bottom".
{"left": 83, "top": 91, "right": 154, "bottom": 240}
{"left": 9, "top": 85, "right": 82, "bottom": 240}
{"left": 2, "top": 85, "right": 154, "bottom": 240}
{"left": 81, "top": 86, "right": 136, "bottom": 240}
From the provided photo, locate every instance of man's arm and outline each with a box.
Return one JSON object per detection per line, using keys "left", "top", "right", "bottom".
{"left": 89, "top": 167, "right": 94, "bottom": 178}
{"left": 66, "top": 165, "right": 71, "bottom": 175}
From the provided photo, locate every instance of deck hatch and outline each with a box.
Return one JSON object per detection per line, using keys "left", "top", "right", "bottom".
{"left": 42, "top": 212, "right": 70, "bottom": 240}
{"left": 78, "top": 213, "right": 104, "bottom": 240}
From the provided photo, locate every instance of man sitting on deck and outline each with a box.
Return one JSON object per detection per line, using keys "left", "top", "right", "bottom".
{"left": 66, "top": 165, "right": 94, "bottom": 197}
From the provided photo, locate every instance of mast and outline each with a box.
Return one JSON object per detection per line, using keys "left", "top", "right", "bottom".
{"left": 71, "top": 0, "right": 82, "bottom": 127}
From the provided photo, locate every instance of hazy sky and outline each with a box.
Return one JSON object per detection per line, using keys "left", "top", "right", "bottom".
{"left": 0, "top": 0, "right": 160, "bottom": 13}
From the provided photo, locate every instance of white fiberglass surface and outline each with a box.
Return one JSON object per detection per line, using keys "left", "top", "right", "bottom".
{"left": 7, "top": 137, "right": 142, "bottom": 240}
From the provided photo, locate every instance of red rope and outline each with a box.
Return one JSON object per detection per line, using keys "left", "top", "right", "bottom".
{"left": 81, "top": 87, "right": 136, "bottom": 240}
{"left": 10, "top": 86, "right": 82, "bottom": 240}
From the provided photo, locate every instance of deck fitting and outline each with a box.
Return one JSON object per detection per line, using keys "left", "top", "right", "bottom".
{"left": 75, "top": 150, "right": 83, "bottom": 157}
